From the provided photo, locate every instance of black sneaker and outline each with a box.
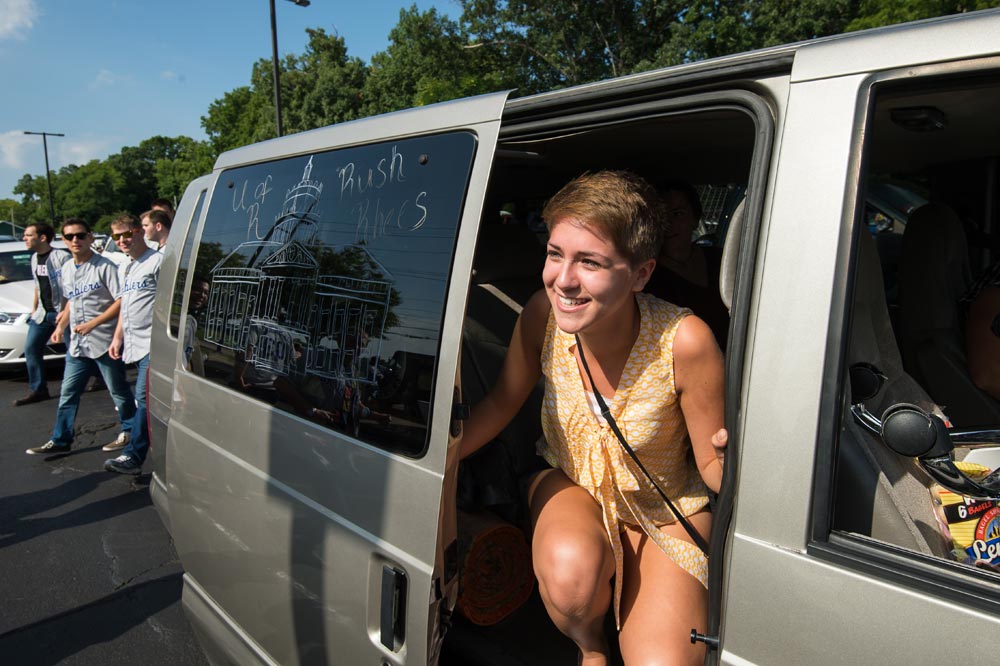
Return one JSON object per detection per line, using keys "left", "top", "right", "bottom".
{"left": 104, "top": 454, "right": 142, "bottom": 475}
{"left": 14, "top": 390, "right": 50, "bottom": 406}
{"left": 26, "top": 440, "right": 71, "bottom": 455}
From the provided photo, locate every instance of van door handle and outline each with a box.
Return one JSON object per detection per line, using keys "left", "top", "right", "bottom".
{"left": 380, "top": 565, "right": 407, "bottom": 651}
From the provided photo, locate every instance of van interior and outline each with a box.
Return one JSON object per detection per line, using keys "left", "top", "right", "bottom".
{"left": 442, "top": 72, "right": 1000, "bottom": 664}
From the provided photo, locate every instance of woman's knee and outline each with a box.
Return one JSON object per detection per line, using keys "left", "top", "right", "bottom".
{"left": 534, "top": 537, "right": 611, "bottom": 617}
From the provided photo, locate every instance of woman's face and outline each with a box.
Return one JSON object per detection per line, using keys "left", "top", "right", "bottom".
{"left": 662, "top": 190, "right": 697, "bottom": 259}
{"left": 543, "top": 218, "right": 653, "bottom": 335}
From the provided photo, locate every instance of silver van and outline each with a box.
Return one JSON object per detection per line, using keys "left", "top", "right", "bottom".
{"left": 149, "top": 10, "right": 1000, "bottom": 665}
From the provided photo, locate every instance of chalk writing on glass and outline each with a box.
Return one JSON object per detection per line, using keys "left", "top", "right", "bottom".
{"left": 232, "top": 174, "right": 273, "bottom": 240}
{"left": 338, "top": 145, "right": 406, "bottom": 200}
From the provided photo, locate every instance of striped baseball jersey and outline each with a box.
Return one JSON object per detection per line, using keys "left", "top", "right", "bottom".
{"left": 60, "top": 253, "right": 120, "bottom": 359}
{"left": 116, "top": 248, "right": 163, "bottom": 363}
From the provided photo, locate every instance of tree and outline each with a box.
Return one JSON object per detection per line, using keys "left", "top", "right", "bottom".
{"left": 460, "top": 0, "right": 671, "bottom": 93}
{"left": 847, "top": 0, "right": 999, "bottom": 31}
{"left": 154, "top": 137, "right": 217, "bottom": 204}
{"left": 363, "top": 6, "right": 510, "bottom": 115}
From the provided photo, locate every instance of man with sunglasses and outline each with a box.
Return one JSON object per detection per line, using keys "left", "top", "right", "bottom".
{"left": 26, "top": 219, "right": 135, "bottom": 456}
{"left": 103, "top": 214, "right": 163, "bottom": 474}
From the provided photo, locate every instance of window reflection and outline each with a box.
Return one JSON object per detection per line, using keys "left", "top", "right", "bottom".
{"left": 189, "top": 133, "right": 477, "bottom": 455}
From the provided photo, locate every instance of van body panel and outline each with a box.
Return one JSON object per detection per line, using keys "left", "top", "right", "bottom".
{"left": 729, "top": 73, "right": 868, "bottom": 549}
{"left": 149, "top": 174, "right": 214, "bottom": 529}
{"left": 721, "top": 535, "right": 1000, "bottom": 664}
{"left": 162, "top": 95, "right": 507, "bottom": 665}
{"left": 214, "top": 91, "right": 511, "bottom": 172}
{"left": 791, "top": 9, "right": 1000, "bottom": 83}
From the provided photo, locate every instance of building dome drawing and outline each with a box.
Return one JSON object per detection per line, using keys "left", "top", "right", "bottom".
{"left": 271, "top": 156, "right": 324, "bottom": 245}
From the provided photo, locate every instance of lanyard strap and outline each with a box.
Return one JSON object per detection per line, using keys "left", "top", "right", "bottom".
{"left": 574, "top": 334, "right": 709, "bottom": 555}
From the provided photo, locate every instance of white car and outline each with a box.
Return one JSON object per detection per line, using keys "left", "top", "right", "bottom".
{"left": 0, "top": 240, "right": 66, "bottom": 368}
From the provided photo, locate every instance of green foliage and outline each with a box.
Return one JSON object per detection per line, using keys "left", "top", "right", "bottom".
{"left": 12, "top": 1, "right": 994, "bottom": 224}
{"left": 847, "top": 0, "right": 999, "bottom": 31}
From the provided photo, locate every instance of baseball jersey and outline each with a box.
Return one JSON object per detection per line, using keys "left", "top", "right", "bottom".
{"left": 116, "top": 248, "right": 163, "bottom": 363}
{"left": 30, "top": 248, "right": 71, "bottom": 323}
{"left": 60, "top": 253, "right": 120, "bottom": 359}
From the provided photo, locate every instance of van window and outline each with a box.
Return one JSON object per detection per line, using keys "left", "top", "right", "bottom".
{"left": 169, "top": 188, "right": 207, "bottom": 339}
{"left": 186, "top": 132, "right": 478, "bottom": 455}
{"left": 830, "top": 71, "right": 1000, "bottom": 590}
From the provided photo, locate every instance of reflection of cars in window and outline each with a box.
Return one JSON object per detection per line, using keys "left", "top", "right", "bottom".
{"left": 0, "top": 240, "right": 66, "bottom": 368}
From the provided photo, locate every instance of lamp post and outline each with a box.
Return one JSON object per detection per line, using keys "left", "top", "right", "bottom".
{"left": 270, "top": 0, "right": 310, "bottom": 138}
{"left": 23, "top": 130, "right": 64, "bottom": 224}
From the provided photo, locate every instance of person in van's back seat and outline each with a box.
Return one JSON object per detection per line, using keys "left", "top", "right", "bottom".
{"left": 644, "top": 181, "right": 729, "bottom": 348}
{"left": 459, "top": 171, "right": 726, "bottom": 666}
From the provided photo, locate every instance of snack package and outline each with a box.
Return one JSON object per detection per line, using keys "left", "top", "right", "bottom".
{"left": 936, "top": 461, "right": 1000, "bottom": 565}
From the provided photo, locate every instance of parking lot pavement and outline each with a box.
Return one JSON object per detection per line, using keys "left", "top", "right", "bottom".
{"left": 0, "top": 367, "right": 208, "bottom": 666}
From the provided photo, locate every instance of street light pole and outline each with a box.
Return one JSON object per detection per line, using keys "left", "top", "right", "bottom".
{"left": 269, "top": 0, "right": 310, "bottom": 139}
{"left": 23, "top": 130, "right": 64, "bottom": 225}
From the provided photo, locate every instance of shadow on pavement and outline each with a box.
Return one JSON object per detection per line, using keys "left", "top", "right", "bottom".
{"left": 0, "top": 572, "right": 183, "bottom": 666}
{"left": 0, "top": 473, "right": 151, "bottom": 550}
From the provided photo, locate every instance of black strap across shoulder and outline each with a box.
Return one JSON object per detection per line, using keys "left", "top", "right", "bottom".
{"left": 574, "top": 334, "right": 709, "bottom": 555}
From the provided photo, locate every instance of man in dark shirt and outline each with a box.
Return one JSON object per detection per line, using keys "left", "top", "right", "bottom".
{"left": 16, "top": 223, "right": 70, "bottom": 405}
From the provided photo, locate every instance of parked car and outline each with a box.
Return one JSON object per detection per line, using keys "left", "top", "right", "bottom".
{"left": 148, "top": 9, "right": 1000, "bottom": 666}
{"left": 0, "top": 240, "right": 66, "bottom": 369}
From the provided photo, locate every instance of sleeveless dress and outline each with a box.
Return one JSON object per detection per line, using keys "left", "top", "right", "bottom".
{"left": 537, "top": 292, "right": 709, "bottom": 626}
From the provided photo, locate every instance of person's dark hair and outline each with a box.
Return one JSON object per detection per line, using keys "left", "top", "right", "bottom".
{"left": 27, "top": 222, "right": 56, "bottom": 244}
{"left": 111, "top": 213, "right": 141, "bottom": 230}
{"left": 150, "top": 198, "right": 175, "bottom": 219}
{"left": 61, "top": 218, "right": 91, "bottom": 234}
{"left": 542, "top": 170, "right": 664, "bottom": 266}
{"left": 143, "top": 208, "right": 173, "bottom": 230}
{"left": 661, "top": 180, "right": 703, "bottom": 223}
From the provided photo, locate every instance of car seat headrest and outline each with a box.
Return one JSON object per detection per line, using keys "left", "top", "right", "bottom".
{"left": 472, "top": 223, "right": 545, "bottom": 285}
{"left": 719, "top": 197, "right": 746, "bottom": 312}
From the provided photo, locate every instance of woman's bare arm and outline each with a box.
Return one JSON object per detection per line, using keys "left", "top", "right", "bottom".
{"left": 459, "top": 290, "right": 549, "bottom": 459}
{"left": 673, "top": 314, "right": 726, "bottom": 493}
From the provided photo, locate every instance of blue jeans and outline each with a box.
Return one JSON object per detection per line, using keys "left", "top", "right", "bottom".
{"left": 25, "top": 312, "right": 57, "bottom": 393}
{"left": 122, "top": 355, "right": 149, "bottom": 464}
{"left": 51, "top": 351, "right": 135, "bottom": 446}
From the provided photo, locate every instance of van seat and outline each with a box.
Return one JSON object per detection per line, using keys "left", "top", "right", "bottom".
{"left": 459, "top": 223, "right": 547, "bottom": 521}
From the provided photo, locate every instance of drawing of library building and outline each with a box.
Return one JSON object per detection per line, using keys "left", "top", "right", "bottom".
{"left": 204, "top": 157, "right": 392, "bottom": 384}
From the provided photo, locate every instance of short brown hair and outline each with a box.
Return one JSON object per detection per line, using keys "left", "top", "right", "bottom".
{"left": 26, "top": 222, "right": 56, "bottom": 243}
{"left": 142, "top": 208, "right": 172, "bottom": 230}
{"left": 61, "top": 218, "right": 91, "bottom": 235}
{"left": 111, "top": 213, "right": 141, "bottom": 230}
{"left": 542, "top": 171, "right": 663, "bottom": 266}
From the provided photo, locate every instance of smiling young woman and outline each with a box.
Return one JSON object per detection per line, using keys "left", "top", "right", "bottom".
{"left": 460, "top": 171, "right": 726, "bottom": 665}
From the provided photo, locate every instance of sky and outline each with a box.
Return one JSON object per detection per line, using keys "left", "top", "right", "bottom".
{"left": 0, "top": 0, "right": 451, "bottom": 205}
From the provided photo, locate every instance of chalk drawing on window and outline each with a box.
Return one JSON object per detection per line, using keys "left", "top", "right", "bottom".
{"left": 205, "top": 156, "right": 392, "bottom": 384}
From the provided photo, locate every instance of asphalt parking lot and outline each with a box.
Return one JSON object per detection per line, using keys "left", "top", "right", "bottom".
{"left": 0, "top": 364, "right": 208, "bottom": 666}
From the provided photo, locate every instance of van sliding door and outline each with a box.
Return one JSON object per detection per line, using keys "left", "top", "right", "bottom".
{"left": 166, "top": 92, "right": 507, "bottom": 666}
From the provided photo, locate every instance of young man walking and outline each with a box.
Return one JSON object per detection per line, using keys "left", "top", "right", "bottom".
{"left": 140, "top": 208, "right": 171, "bottom": 249}
{"left": 26, "top": 219, "right": 135, "bottom": 456}
{"left": 15, "top": 223, "right": 71, "bottom": 405}
{"left": 104, "top": 214, "right": 163, "bottom": 474}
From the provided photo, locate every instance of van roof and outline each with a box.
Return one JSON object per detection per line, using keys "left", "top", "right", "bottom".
{"left": 504, "top": 8, "right": 1000, "bottom": 109}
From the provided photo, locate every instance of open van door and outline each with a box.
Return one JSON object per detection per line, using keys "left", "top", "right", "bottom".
{"left": 149, "top": 173, "right": 213, "bottom": 531}
{"left": 162, "top": 92, "right": 508, "bottom": 665}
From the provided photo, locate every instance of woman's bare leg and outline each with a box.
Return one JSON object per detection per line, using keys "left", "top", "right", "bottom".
{"left": 528, "top": 469, "right": 616, "bottom": 665}
{"left": 618, "top": 511, "right": 711, "bottom": 666}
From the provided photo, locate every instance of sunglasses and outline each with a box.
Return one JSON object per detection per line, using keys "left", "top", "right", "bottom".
{"left": 63, "top": 232, "right": 90, "bottom": 241}
{"left": 111, "top": 230, "right": 134, "bottom": 240}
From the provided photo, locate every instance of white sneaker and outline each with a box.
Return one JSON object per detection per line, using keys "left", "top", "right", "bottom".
{"left": 102, "top": 431, "right": 130, "bottom": 452}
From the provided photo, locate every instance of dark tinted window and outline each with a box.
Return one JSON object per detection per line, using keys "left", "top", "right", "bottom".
{"left": 0, "top": 249, "right": 33, "bottom": 283}
{"left": 169, "top": 189, "right": 208, "bottom": 339}
{"left": 189, "top": 132, "right": 477, "bottom": 455}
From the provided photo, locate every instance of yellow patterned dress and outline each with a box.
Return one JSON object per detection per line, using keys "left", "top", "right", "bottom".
{"left": 538, "top": 292, "right": 709, "bottom": 626}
